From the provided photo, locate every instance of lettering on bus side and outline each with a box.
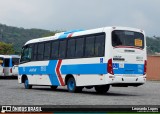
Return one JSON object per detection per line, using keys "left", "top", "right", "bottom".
{"left": 41, "top": 66, "right": 46, "bottom": 71}
{"left": 29, "top": 68, "right": 37, "bottom": 72}
{"left": 23, "top": 67, "right": 25, "bottom": 72}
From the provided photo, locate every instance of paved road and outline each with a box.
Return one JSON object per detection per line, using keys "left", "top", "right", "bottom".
{"left": 0, "top": 79, "right": 159, "bottom": 105}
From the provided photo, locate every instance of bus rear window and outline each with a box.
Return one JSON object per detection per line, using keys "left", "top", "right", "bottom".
{"left": 4, "top": 59, "right": 10, "bottom": 67}
{"left": 112, "top": 30, "right": 144, "bottom": 49}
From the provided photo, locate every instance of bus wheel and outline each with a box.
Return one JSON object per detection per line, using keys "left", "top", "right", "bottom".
{"left": 95, "top": 85, "right": 110, "bottom": 94}
{"left": 67, "top": 77, "right": 82, "bottom": 93}
{"left": 24, "top": 78, "right": 32, "bottom": 89}
{"left": 50, "top": 86, "right": 58, "bottom": 90}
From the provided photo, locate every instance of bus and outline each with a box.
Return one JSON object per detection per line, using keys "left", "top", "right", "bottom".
{"left": 0, "top": 55, "right": 5, "bottom": 76}
{"left": 0, "top": 55, "right": 20, "bottom": 76}
{"left": 18, "top": 26, "right": 147, "bottom": 93}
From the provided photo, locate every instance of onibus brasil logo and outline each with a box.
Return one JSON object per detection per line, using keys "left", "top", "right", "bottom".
{"left": 1, "top": 106, "right": 42, "bottom": 113}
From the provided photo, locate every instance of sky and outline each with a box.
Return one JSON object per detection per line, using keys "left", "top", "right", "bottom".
{"left": 0, "top": 0, "right": 160, "bottom": 36}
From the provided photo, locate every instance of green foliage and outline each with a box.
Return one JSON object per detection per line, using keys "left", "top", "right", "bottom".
{"left": 0, "top": 42, "right": 15, "bottom": 54}
{"left": 146, "top": 36, "right": 160, "bottom": 55}
{"left": 42, "top": 31, "right": 59, "bottom": 37}
{"left": 0, "top": 23, "right": 57, "bottom": 53}
{"left": 0, "top": 23, "right": 160, "bottom": 55}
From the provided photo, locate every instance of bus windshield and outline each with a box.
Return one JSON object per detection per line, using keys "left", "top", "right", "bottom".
{"left": 12, "top": 58, "right": 20, "bottom": 66}
{"left": 112, "top": 30, "right": 144, "bottom": 49}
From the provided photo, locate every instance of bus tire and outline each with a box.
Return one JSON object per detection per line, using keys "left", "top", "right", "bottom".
{"left": 50, "top": 86, "right": 58, "bottom": 90}
{"left": 24, "top": 77, "right": 32, "bottom": 89}
{"left": 95, "top": 85, "right": 110, "bottom": 94}
{"left": 67, "top": 77, "right": 82, "bottom": 93}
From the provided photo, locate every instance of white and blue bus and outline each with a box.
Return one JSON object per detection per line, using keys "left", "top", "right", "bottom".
{"left": 0, "top": 55, "right": 5, "bottom": 76}
{"left": 18, "top": 26, "right": 147, "bottom": 93}
{"left": 0, "top": 55, "right": 20, "bottom": 76}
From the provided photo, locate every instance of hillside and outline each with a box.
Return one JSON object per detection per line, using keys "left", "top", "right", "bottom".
{"left": 146, "top": 36, "right": 160, "bottom": 55}
{"left": 0, "top": 23, "right": 160, "bottom": 55}
{"left": 0, "top": 23, "right": 55, "bottom": 53}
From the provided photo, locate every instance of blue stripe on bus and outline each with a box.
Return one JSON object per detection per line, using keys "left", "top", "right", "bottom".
{"left": 19, "top": 61, "right": 144, "bottom": 86}
{"left": 58, "top": 30, "right": 84, "bottom": 39}
{"left": 19, "top": 60, "right": 60, "bottom": 86}
{"left": 19, "top": 63, "right": 108, "bottom": 75}
{"left": 61, "top": 63, "right": 144, "bottom": 75}
{"left": 63, "top": 30, "right": 84, "bottom": 34}
{"left": 58, "top": 34, "right": 69, "bottom": 39}
{"left": 113, "top": 63, "right": 144, "bottom": 74}
{"left": 61, "top": 63, "right": 107, "bottom": 74}
{"left": 10, "top": 58, "right": 12, "bottom": 67}
{"left": 48, "top": 60, "right": 60, "bottom": 86}
{"left": 19, "top": 62, "right": 144, "bottom": 75}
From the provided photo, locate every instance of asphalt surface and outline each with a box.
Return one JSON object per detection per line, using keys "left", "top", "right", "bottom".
{"left": 0, "top": 79, "right": 159, "bottom": 105}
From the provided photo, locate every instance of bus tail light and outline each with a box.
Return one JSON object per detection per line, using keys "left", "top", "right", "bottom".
{"left": 107, "top": 59, "right": 114, "bottom": 75}
{"left": 3, "top": 68, "right": 4, "bottom": 73}
{"left": 144, "top": 60, "right": 147, "bottom": 75}
{"left": 10, "top": 68, "right": 12, "bottom": 73}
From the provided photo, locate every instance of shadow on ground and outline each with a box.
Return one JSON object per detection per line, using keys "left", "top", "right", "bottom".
{"left": 28, "top": 87, "right": 139, "bottom": 96}
{"left": 0, "top": 76, "right": 17, "bottom": 79}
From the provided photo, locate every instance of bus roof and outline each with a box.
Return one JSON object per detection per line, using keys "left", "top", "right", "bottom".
{"left": 0, "top": 55, "right": 5, "bottom": 58}
{"left": 24, "top": 26, "right": 144, "bottom": 46}
{"left": 0, "top": 55, "right": 20, "bottom": 58}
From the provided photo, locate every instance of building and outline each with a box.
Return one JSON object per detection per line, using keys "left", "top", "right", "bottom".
{"left": 147, "top": 55, "right": 160, "bottom": 80}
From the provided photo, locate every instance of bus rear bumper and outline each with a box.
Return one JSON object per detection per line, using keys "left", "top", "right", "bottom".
{"left": 111, "top": 83, "right": 144, "bottom": 87}
{"left": 18, "top": 75, "right": 22, "bottom": 83}
{"left": 106, "top": 75, "right": 146, "bottom": 87}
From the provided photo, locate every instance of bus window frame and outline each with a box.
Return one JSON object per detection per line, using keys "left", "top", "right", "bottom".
{"left": 19, "top": 32, "right": 106, "bottom": 63}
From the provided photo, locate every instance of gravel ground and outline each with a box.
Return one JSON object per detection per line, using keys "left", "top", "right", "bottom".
{"left": 0, "top": 79, "right": 159, "bottom": 105}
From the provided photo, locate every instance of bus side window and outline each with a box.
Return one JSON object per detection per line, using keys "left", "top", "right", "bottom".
{"left": 112, "top": 32, "right": 122, "bottom": 47}
{"left": 37, "top": 43, "right": 44, "bottom": 61}
{"left": 85, "top": 36, "right": 95, "bottom": 57}
{"left": 33, "top": 44, "right": 38, "bottom": 61}
{"left": 20, "top": 45, "right": 33, "bottom": 63}
{"left": 12, "top": 61, "right": 15, "bottom": 66}
{"left": 59, "top": 40, "right": 67, "bottom": 59}
{"left": 95, "top": 35, "right": 105, "bottom": 57}
{"left": 44, "top": 42, "right": 51, "bottom": 60}
{"left": 67, "top": 39, "right": 76, "bottom": 58}
{"left": 75, "top": 38, "right": 84, "bottom": 58}
{"left": 51, "top": 41, "right": 59, "bottom": 59}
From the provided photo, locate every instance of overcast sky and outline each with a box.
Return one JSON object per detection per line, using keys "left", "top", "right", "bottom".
{"left": 0, "top": 0, "right": 160, "bottom": 36}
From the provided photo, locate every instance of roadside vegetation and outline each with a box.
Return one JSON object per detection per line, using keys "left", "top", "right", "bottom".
{"left": 0, "top": 23, "right": 160, "bottom": 55}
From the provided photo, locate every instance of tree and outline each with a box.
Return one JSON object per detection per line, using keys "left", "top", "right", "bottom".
{"left": 0, "top": 42, "right": 15, "bottom": 54}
